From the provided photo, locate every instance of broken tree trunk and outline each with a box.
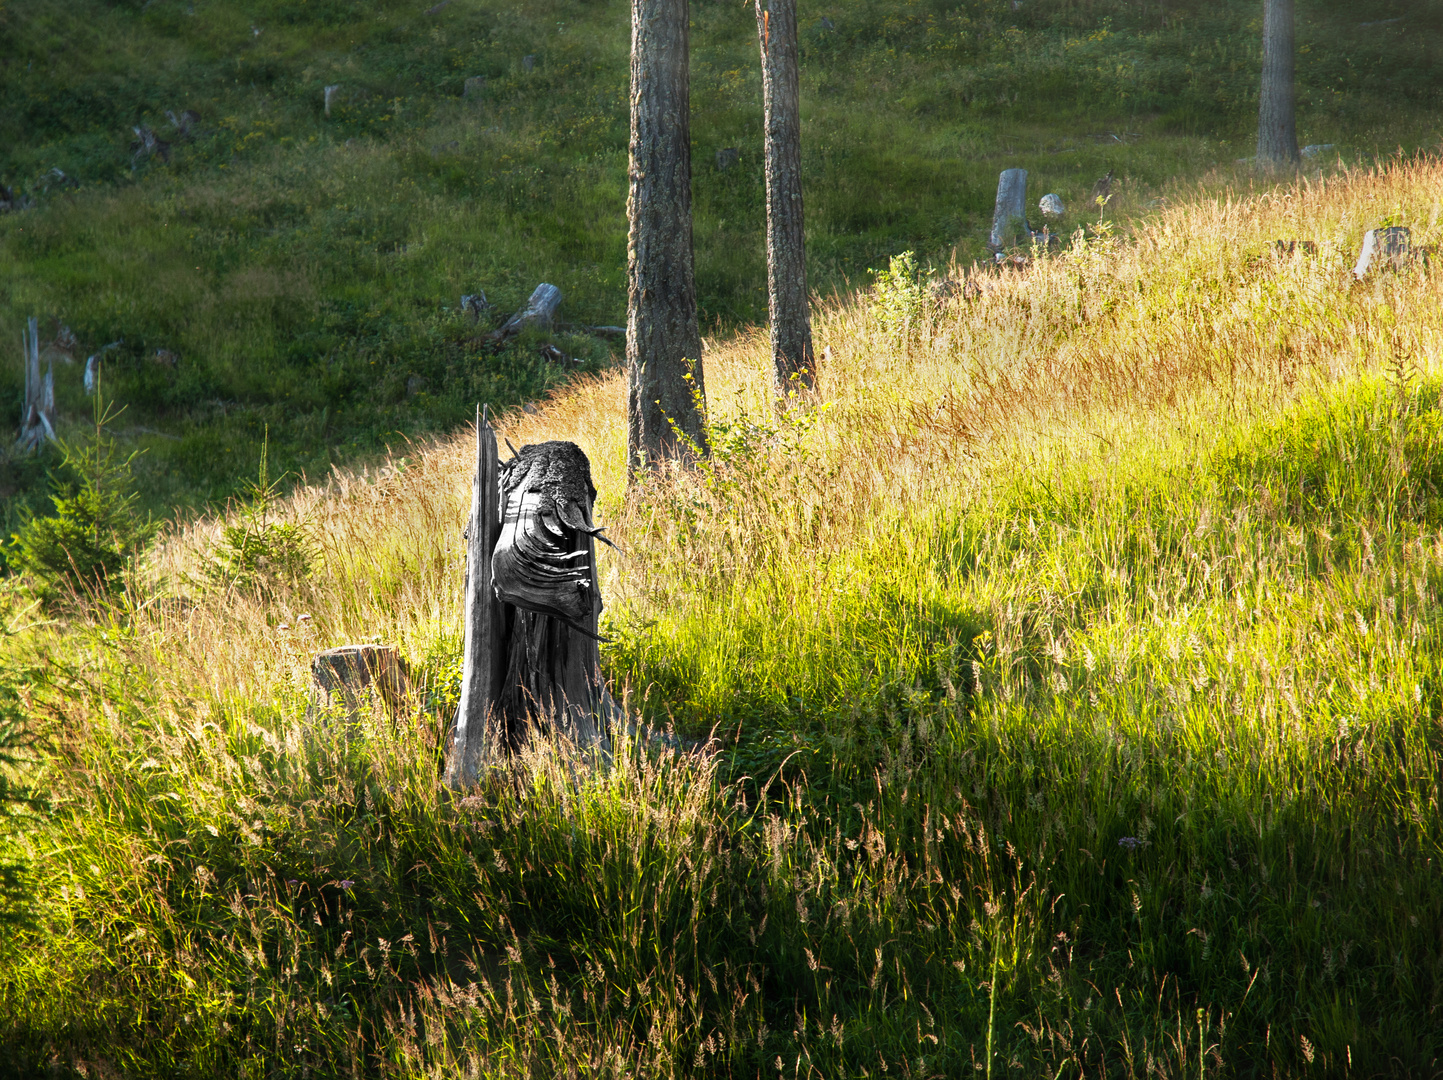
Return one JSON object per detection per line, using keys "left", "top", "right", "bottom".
{"left": 444, "top": 409, "right": 507, "bottom": 788}
{"left": 495, "top": 283, "right": 563, "bottom": 340}
{"left": 16, "top": 317, "right": 56, "bottom": 454}
{"left": 445, "top": 432, "right": 613, "bottom": 787}
{"left": 989, "top": 169, "right": 1030, "bottom": 253}
{"left": 1354, "top": 227, "right": 1411, "bottom": 278}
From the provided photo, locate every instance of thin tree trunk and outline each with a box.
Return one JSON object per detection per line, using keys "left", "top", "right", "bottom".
{"left": 628, "top": 0, "right": 707, "bottom": 474}
{"left": 1257, "top": 0, "right": 1299, "bottom": 168}
{"left": 756, "top": 0, "right": 814, "bottom": 394}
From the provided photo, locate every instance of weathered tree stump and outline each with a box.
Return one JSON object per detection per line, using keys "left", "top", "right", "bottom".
{"left": 1354, "top": 227, "right": 1411, "bottom": 279}
{"left": 989, "top": 168, "right": 1030, "bottom": 253}
{"left": 311, "top": 644, "right": 411, "bottom": 717}
{"left": 445, "top": 416, "right": 614, "bottom": 787}
{"left": 493, "top": 283, "right": 563, "bottom": 341}
{"left": 16, "top": 318, "right": 56, "bottom": 454}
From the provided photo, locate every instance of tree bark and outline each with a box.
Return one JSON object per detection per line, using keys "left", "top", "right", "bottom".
{"left": 444, "top": 410, "right": 506, "bottom": 788}
{"left": 491, "top": 442, "right": 612, "bottom": 755}
{"left": 1257, "top": 0, "right": 1300, "bottom": 168}
{"left": 628, "top": 0, "right": 707, "bottom": 474}
{"left": 756, "top": 0, "right": 814, "bottom": 394}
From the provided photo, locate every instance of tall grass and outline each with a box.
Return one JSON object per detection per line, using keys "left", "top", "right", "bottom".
{"left": 4, "top": 0, "right": 1441, "bottom": 529}
{"left": 3, "top": 157, "right": 1443, "bottom": 1076}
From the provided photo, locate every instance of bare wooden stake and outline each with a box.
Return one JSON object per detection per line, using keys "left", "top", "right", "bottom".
{"left": 445, "top": 406, "right": 507, "bottom": 788}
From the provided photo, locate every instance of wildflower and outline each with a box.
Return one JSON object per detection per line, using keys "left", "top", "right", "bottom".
{"left": 1117, "top": 836, "right": 1149, "bottom": 851}
{"left": 336, "top": 879, "right": 355, "bottom": 891}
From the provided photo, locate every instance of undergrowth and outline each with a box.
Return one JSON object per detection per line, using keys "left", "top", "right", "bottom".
{"left": 3, "top": 151, "right": 1443, "bottom": 1078}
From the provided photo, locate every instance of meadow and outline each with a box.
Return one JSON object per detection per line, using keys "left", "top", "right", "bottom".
{"left": 1, "top": 0, "right": 1437, "bottom": 533}
{"left": 2, "top": 154, "right": 1442, "bottom": 1076}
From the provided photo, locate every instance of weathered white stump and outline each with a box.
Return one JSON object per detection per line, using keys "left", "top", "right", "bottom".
{"left": 494, "top": 283, "right": 563, "bottom": 340}
{"left": 1354, "top": 227, "right": 1411, "bottom": 279}
{"left": 989, "top": 168, "right": 1030, "bottom": 252}
{"left": 15, "top": 318, "right": 56, "bottom": 454}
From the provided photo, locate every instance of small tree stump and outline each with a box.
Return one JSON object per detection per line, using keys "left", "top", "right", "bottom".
{"left": 493, "top": 283, "right": 563, "bottom": 341}
{"left": 1354, "top": 227, "right": 1410, "bottom": 279}
{"left": 989, "top": 168, "right": 1030, "bottom": 252}
{"left": 311, "top": 644, "right": 411, "bottom": 717}
{"left": 1274, "top": 239, "right": 1317, "bottom": 256}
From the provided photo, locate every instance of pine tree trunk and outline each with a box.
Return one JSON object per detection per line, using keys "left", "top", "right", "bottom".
{"left": 756, "top": 0, "right": 814, "bottom": 394}
{"left": 627, "top": 0, "right": 707, "bottom": 473}
{"left": 1257, "top": 0, "right": 1299, "bottom": 168}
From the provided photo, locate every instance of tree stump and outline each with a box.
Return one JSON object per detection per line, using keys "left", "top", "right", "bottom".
{"left": 989, "top": 168, "right": 1030, "bottom": 252}
{"left": 445, "top": 417, "right": 614, "bottom": 788}
{"left": 311, "top": 644, "right": 411, "bottom": 717}
{"left": 1274, "top": 239, "right": 1317, "bottom": 257}
{"left": 494, "top": 283, "right": 563, "bottom": 341}
{"left": 1354, "top": 227, "right": 1411, "bottom": 279}
{"left": 15, "top": 317, "right": 56, "bottom": 454}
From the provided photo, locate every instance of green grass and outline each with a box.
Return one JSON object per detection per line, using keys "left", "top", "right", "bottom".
{"left": 3, "top": 3, "right": 1443, "bottom": 1075}
{"left": 2, "top": 0, "right": 1441, "bottom": 536}
{"left": 4, "top": 368, "right": 1442, "bottom": 1075}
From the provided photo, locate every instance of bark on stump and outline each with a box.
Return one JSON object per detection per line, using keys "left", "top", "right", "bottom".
{"left": 1257, "top": 0, "right": 1300, "bottom": 168}
{"left": 445, "top": 419, "right": 614, "bottom": 788}
{"left": 627, "top": 0, "right": 707, "bottom": 473}
{"left": 311, "top": 644, "right": 411, "bottom": 718}
{"left": 756, "top": 0, "right": 815, "bottom": 393}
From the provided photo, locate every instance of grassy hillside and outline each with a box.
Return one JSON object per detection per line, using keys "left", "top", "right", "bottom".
{"left": 1, "top": 0, "right": 1440, "bottom": 538}
{"left": 2, "top": 157, "right": 1442, "bottom": 1076}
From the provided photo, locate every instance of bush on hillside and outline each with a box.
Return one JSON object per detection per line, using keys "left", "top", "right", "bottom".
{"left": 7, "top": 405, "right": 156, "bottom": 606}
{"left": 202, "top": 435, "right": 312, "bottom": 593}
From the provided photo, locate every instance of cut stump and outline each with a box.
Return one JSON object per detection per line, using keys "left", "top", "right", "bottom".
{"left": 311, "top": 644, "right": 411, "bottom": 717}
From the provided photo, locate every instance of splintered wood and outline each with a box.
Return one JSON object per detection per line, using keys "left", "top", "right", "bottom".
{"left": 445, "top": 415, "right": 614, "bottom": 787}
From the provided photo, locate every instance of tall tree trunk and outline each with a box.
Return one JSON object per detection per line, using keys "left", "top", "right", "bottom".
{"left": 628, "top": 0, "right": 707, "bottom": 474}
{"left": 1257, "top": 0, "right": 1299, "bottom": 168}
{"left": 756, "top": 0, "right": 814, "bottom": 394}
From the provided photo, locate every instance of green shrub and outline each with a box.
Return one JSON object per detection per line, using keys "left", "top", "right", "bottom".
{"left": 870, "top": 250, "right": 931, "bottom": 339}
{"left": 202, "top": 434, "right": 313, "bottom": 592}
{"left": 7, "top": 404, "right": 155, "bottom": 604}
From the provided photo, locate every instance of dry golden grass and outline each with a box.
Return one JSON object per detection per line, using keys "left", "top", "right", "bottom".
{"left": 123, "top": 156, "right": 1443, "bottom": 728}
